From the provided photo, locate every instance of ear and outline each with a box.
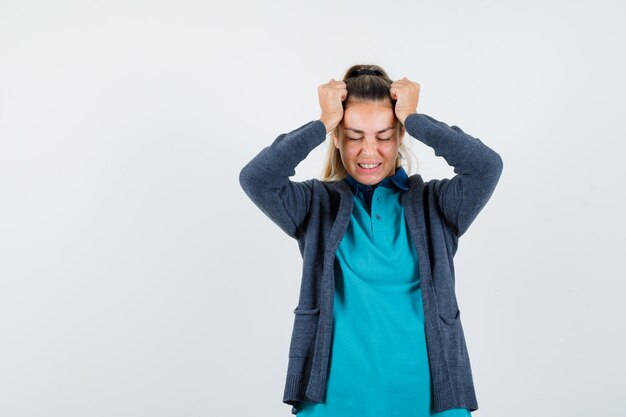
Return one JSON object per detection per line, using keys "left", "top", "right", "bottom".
{"left": 398, "top": 126, "right": 405, "bottom": 145}
{"left": 332, "top": 129, "right": 340, "bottom": 149}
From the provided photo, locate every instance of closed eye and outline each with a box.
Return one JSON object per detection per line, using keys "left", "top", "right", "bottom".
{"left": 348, "top": 137, "right": 392, "bottom": 141}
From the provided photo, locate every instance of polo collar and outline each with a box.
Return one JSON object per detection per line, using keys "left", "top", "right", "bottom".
{"left": 345, "top": 165, "right": 409, "bottom": 195}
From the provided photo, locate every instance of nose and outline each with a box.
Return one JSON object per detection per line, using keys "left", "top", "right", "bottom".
{"left": 361, "top": 138, "right": 377, "bottom": 155}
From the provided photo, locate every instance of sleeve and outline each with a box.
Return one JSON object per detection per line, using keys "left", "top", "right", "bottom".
{"left": 238, "top": 119, "right": 328, "bottom": 239}
{"left": 404, "top": 112, "right": 504, "bottom": 238}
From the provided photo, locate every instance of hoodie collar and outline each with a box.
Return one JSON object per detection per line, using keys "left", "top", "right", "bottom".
{"left": 345, "top": 165, "right": 409, "bottom": 195}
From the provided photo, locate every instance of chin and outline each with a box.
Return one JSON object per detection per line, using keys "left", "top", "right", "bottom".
{"left": 351, "top": 163, "right": 393, "bottom": 184}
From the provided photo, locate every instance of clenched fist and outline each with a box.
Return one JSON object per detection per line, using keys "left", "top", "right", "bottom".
{"left": 318, "top": 79, "right": 348, "bottom": 134}
{"left": 390, "top": 77, "right": 420, "bottom": 124}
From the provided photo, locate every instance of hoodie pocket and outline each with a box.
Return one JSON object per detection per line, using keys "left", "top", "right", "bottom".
{"left": 289, "top": 306, "right": 321, "bottom": 358}
{"left": 438, "top": 308, "right": 468, "bottom": 367}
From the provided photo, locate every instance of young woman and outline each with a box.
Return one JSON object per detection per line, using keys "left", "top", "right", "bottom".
{"left": 239, "top": 65, "right": 503, "bottom": 416}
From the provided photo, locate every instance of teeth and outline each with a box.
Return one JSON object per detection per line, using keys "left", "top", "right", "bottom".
{"left": 359, "top": 163, "right": 380, "bottom": 168}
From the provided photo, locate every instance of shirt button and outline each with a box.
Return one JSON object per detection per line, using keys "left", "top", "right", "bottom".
{"left": 375, "top": 214, "right": 381, "bottom": 220}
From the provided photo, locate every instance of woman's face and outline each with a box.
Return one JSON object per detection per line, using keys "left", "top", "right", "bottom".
{"left": 332, "top": 99, "right": 404, "bottom": 186}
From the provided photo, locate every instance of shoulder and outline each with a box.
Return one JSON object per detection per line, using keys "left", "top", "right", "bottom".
{"left": 313, "top": 178, "right": 347, "bottom": 191}
{"left": 407, "top": 173, "right": 426, "bottom": 190}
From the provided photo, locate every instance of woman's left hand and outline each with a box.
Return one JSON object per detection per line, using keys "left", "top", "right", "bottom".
{"left": 390, "top": 77, "right": 420, "bottom": 124}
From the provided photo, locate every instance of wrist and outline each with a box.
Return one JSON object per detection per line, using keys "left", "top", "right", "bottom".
{"left": 319, "top": 116, "right": 338, "bottom": 134}
{"left": 398, "top": 111, "right": 417, "bottom": 125}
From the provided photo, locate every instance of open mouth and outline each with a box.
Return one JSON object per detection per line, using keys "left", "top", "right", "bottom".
{"left": 357, "top": 162, "right": 381, "bottom": 172}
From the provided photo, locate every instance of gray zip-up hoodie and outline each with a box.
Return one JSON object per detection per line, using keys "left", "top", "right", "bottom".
{"left": 239, "top": 112, "right": 503, "bottom": 414}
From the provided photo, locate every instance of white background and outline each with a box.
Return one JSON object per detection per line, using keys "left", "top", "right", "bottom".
{"left": 1, "top": 1, "right": 624, "bottom": 416}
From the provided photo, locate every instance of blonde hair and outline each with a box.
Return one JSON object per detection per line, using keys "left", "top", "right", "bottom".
{"left": 320, "top": 64, "right": 418, "bottom": 182}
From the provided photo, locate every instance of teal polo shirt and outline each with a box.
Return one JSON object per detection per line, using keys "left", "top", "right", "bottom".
{"left": 296, "top": 166, "right": 471, "bottom": 417}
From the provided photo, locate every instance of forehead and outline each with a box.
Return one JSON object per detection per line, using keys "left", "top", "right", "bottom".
{"left": 342, "top": 101, "right": 395, "bottom": 133}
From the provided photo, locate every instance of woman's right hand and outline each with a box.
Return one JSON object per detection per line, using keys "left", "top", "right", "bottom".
{"left": 318, "top": 79, "right": 347, "bottom": 133}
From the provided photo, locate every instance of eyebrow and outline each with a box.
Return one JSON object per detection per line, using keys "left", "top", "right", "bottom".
{"left": 344, "top": 127, "right": 394, "bottom": 134}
